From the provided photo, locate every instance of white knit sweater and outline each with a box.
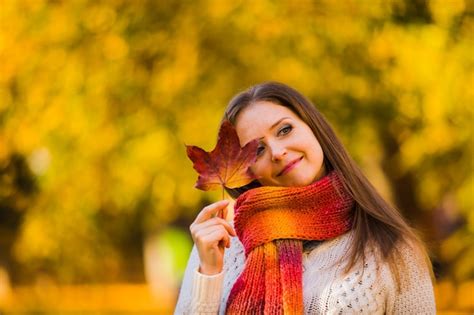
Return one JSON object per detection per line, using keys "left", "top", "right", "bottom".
{"left": 174, "top": 229, "right": 436, "bottom": 314}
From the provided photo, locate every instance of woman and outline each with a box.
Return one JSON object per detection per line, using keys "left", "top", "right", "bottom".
{"left": 175, "top": 82, "right": 436, "bottom": 314}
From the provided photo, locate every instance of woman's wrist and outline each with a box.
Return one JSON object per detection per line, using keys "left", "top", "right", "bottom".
{"left": 198, "top": 264, "right": 222, "bottom": 275}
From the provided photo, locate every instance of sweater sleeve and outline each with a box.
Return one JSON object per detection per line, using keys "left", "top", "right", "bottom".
{"left": 386, "top": 242, "right": 436, "bottom": 314}
{"left": 174, "top": 245, "right": 225, "bottom": 314}
{"left": 190, "top": 268, "right": 224, "bottom": 313}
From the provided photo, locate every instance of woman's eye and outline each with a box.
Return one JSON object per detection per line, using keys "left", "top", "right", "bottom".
{"left": 278, "top": 125, "right": 293, "bottom": 136}
{"left": 257, "top": 146, "right": 265, "bottom": 156}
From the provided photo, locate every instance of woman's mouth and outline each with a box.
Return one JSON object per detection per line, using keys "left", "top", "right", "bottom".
{"left": 277, "top": 156, "right": 303, "bottom": 177}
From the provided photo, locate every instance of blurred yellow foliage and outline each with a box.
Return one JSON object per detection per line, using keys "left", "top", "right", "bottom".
{"left": 0, "top": 0, "right": 472, "bottom": 312}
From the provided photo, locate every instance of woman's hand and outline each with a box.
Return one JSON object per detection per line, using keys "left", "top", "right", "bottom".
{"left": 190, "top": 200, "right": 236, "bottom": 275}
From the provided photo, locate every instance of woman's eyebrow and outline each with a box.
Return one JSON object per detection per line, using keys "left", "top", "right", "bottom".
{"left": 258, "top": 117, "right": 291, "bottom": 140}
{"left": 271, "top": 117, "right": 290, "bottom": 130}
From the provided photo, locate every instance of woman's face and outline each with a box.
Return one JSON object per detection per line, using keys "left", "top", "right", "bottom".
{"left": 235, "top": 101, "right": 326, "bottom": 187}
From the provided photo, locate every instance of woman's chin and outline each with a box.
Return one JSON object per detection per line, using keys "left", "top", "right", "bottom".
{"left": 262, "top": 171, "right": 319, "bottom": 187}
{"left": 281, "top": 175, "right": 315, "bottom": 187}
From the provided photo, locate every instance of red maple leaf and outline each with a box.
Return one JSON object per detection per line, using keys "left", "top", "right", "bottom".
{"left": 186, "top": 120, "right": 259, "bottom": 191}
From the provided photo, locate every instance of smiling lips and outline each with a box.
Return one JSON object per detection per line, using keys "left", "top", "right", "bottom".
{"left": 277, "top": 156, "right": 303, "bottom": 177}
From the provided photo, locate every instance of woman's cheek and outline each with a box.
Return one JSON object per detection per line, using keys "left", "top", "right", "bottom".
{"left": 251, "top": 165, "right": 266, "bottom": 183}
{"left": 250, "top": 165, "right": 260, "bottom": 179}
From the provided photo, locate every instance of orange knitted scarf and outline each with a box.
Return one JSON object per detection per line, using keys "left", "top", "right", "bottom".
{"left": 226, "top": 171, "right": 354, "bottom": 314}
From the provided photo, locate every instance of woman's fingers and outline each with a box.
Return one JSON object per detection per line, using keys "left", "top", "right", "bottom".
{"left": 222, "top": 204, "right": 228, "bottom": 221}
{"left": 196, "top": 225, "right": 231, "bottom": 249}
{"left": 190, "top": 201, "right": 234, "bottom": 275}
{"left": 191, "top": 217, "right": 236, "bottom": 237}
{"left": 194, "top": 200, "right": 230, "bottom": 224}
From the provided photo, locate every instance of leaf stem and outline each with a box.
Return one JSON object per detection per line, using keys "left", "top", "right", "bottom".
{"left": 219, "top": 186, "right": 225, "bottom": 219}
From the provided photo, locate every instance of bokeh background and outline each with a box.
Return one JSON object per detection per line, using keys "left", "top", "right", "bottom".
{"left": 0, "top": 0, "right": 473, "bottom": 313}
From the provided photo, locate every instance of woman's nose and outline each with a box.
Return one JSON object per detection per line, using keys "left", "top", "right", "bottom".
{"left": 271, "top": 145, "right": 287, "bottom": 162}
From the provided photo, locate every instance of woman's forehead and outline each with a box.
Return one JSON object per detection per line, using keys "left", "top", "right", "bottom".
{"left": 234, "top": 101, "right": 297, "bottom": 145}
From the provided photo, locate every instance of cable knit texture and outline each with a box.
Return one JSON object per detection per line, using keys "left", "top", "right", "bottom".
{"left": 189, "top": 268, "right": 224, "bottom": 313}
{"left": 226, "top": 171, "right": 354, "bottom": 314}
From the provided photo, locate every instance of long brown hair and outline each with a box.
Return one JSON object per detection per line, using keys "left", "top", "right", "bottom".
{"left": 222, "top": 81, "right": 433, "bottom": 289}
